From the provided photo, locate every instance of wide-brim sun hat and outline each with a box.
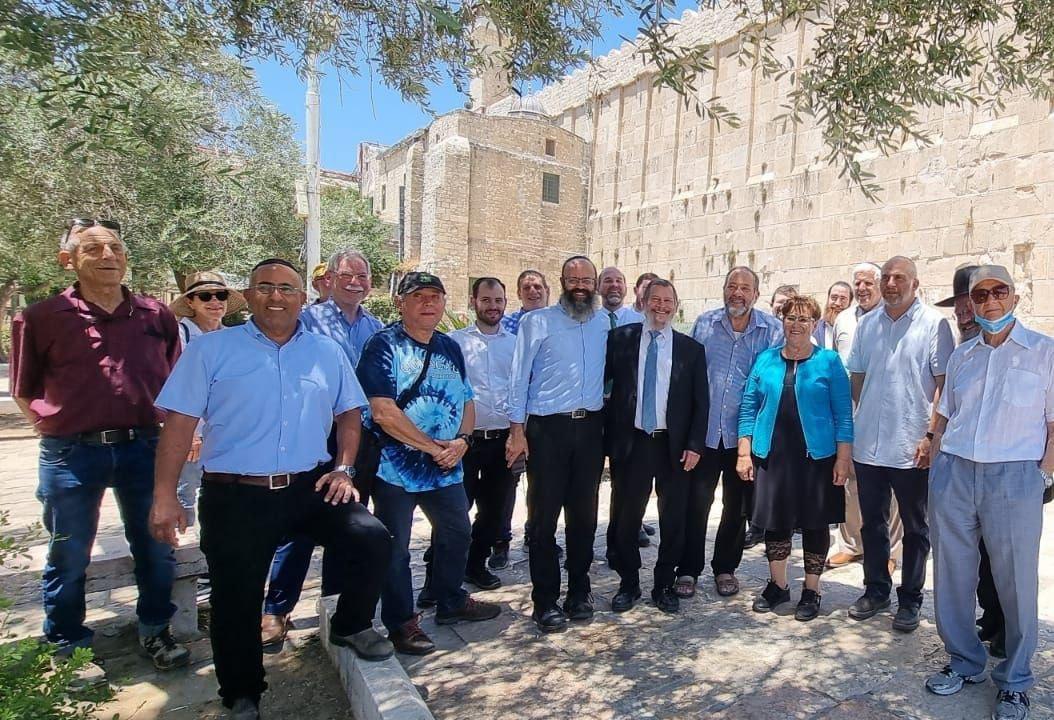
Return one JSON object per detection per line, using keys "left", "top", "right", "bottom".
{"left": 169, "top": 270, "right": 247, "bottom": 318}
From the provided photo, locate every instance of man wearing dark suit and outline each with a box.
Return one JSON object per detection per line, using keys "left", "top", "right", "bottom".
{"left": 605, "top": 279, "right": 709, "bottom": 614}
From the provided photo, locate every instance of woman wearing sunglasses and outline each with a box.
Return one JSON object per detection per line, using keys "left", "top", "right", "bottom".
{"left": 168, "top": 272, "right": 246, "bottom": 526}
{"left": 737, "top": 294, "right": 854, "bottom": 621}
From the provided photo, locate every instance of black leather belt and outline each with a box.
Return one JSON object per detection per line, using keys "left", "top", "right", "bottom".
{"left": 555, "top": 409, "right": 600, "bottom": 420}
{"left": 56, "top": 426, "right": 161, "bottom": 446}
{"left": 472, "top": 429, "right": 509, "bottom": 440}
{"left": 637, "top": 429, "right": 669, "bottom": 438}
{"left": 202, "top": 472, "right": 297, "bottom": 490}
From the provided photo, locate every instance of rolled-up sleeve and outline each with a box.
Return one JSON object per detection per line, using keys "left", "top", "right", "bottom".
{"left": 155, "top": 341, "right": 210, "bottom": 419}
{"left": 829, "top": 354, "right": 854, "bottom": 443}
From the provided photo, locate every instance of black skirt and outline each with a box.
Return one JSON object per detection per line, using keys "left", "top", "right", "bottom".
{"left": 751, "top": 356, "right": 845, "bottom": 530}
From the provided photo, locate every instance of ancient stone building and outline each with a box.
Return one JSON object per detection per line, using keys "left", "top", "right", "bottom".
{"left": 362, "top": 7, "right": 1054, "bottom": 331}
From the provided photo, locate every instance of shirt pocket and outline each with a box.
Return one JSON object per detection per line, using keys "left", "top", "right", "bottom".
{"left": 1006, "top": 368, "right": 1044, "bottom": 408}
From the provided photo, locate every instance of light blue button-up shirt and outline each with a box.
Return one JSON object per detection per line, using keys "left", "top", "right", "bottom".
{"left": 691, "top": 307, "right": 783, "bottom": 449}
{"left": 508, "top": 304, "right": 610, "bottom": 422}
{"left": 156, "top": 319, "right": 366, "bottom": 475}
{"left": 449, "top": 323, "right": 516, "bottom": 431}
{"left": 300, "top": 299, "right": 384, "bottom": 368}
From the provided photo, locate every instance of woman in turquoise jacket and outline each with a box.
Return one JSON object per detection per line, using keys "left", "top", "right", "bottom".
{"left": 736, "top": 295, "right": 853, "bottom": 621}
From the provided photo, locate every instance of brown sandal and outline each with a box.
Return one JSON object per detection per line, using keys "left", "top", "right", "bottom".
{"left": 715, "top": 574, "right": 740, "bottom": 597}
{"left": 674, "top": 576, "right": 696, "bottom": 598}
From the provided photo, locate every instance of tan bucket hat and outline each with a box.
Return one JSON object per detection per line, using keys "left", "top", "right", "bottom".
{"left": 169, "top": 270, "right": 247, "bottom": 318}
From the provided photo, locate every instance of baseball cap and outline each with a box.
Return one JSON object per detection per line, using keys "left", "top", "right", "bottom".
{"left": 968, "top": 265, "right": 1015, "bottom": 294}
{"left": 397, "top": 271, "right": 446, "bottom": 295}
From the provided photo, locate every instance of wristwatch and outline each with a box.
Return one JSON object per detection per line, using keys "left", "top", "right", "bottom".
{"left": 1039, "top": 467, "right": 1053, "bottom": 488}
{"left": 455, "top": 433, "right": 474, "bottom": 449}
{"left": 334, "top": 464, "right": 357, "bottom": 478}
{"left": 925, "top": 431, "right": 935, "bottom": 441}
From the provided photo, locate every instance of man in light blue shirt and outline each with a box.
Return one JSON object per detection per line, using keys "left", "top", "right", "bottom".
{"left": 149, "top": 259, "right": 394, "bottom": 718}
{"left": 598, "top": 266, "right": 643, "bottom": 327}
{"left": 501, "top": 269, "right": 550, "bottom": 335}
{"left": 261, "top": 248, "right": 385, "bottom": 648}
{"left": 506, "top": 256, "right": 610, "bottom": 632}
{"left": 674, "top": 266, "right": 782, "bottom": 600}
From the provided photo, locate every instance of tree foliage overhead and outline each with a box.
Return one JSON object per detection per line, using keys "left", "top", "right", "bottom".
{"left": 320, "top": 186, "right": 399, "bottom": 288}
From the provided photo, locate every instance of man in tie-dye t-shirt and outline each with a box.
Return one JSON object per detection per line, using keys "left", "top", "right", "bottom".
{"left": 357, "top": 272, "right": 502, "bottom": 655}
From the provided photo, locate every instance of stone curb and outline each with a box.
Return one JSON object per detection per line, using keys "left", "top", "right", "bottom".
{"left": 317, "top": 596, "right": 434, "bottom": 720}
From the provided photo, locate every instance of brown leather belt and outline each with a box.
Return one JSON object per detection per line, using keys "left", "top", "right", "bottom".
{"left": 202, "top": 471, "right": 298, "bottom": 490}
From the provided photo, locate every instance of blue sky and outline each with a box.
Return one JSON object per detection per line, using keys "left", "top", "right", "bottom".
{"left": 249, "top": 1, "right": 698, "bottom": 172}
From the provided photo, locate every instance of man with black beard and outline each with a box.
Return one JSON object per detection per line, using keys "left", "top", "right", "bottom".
{"left": 507, "top": 256, "right": 610, "bottom": 632}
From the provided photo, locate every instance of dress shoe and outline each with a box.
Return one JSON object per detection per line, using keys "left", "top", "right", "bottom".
{"left": 390, "top": 615, "right": 435, "bottom": 655}
{"left": 825, "top": 551, "right": 862, "bottom": 569}
{"left": 488, "top": 541, "right": 511, "bottom": 570}
{"left": 892, "top": 604, "right": 921, "bottom": 633}
{"left": 562, "top": 593, "right": 595, "bottom": 621}
{"left": 436, "top": 596, "right": 502, "bottom": 625}
{"left": 416, "top": 585, "right": 437, "bottom": 609}
{"left": 464, "top": 567, "right": 502, "bottom": 590}
{"left": 794, "top": 588, "right": 821, "bottom": 621}
{"left": 638, "top": 528, "right": 651, "bottom": 547}
{"left": 642, "top": 523, "right": 656, "bottom": 536}
{"left": 329, "top": 627, "right": 394, "bottom": 661}
{"left": 651, "top": 586, "right": 679, "bottom": 614}
{"left": 230, "top": 697, "right": 261, "bottom": 719}
{"left": 611, "top": 587, "right": 641, "bottom": 613}
{"left": 532, "top": 605, "right": 568, "bottom": 633}
{"left": 752, "top": 580, "right": 790, "bottom": 613}
{"left": 848, "top": 594, "right": 891, "bottom": 620}
{"left": 260, "top": 613, "right": 291, "bottom": 647}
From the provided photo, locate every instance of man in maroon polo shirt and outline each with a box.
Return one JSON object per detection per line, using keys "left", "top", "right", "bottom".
{"left": 10, "top": 218, "right": 190, "bottom": 687}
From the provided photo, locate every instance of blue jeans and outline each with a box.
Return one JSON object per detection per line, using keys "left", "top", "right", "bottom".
{"left": 263, "top": 536, "right": 344, "bottom": 616}
{"left": 177, "top": 461, "right": 202, "bottom": 527}
{"left": 371, "top": 479, "right": 470, "bottom": 632}
{"left": 36, "top": 436, "right": 176, "bottom": 650}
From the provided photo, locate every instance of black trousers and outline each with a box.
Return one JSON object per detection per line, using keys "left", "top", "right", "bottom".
{"left": 525, "top": 412, "right": 605, "bottom": 609}
{"left": 977, "top": 538, "right": 1004, "bottom": 637}
{"left": 855, "top": 462, "right": 930, "bottom": 608}
{"left": 199, "top": 468, "right": 391, "bottom": 708}
{"left": 610, "top": 431, "right": 690, "bottom": 591}
{"left": 676, "top": 444, "right": 751, "bottom": 579}
{"left": 424, "top": 433, "right": 516, "bottom": 578}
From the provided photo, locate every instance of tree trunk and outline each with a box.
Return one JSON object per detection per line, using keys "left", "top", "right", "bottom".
{"left": 0, "top": 279, "right": 18, "bottom": 363}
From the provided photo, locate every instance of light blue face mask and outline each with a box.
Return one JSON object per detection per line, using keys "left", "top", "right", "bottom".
{"left": 974, "top": 310, "right": 1015, "bottom": 334}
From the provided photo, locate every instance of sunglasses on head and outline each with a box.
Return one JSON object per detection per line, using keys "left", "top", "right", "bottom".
{"left": 62, "top": 217, "right": 121, "bottom": 246}
{"left": 192, "top": 290, "right": 229, "bottom": 302}
{"left": 969, "top": 284, "right": 1011, "bottom": 304}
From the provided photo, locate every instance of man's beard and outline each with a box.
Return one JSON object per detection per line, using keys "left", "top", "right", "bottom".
{"left": 726, "top": 303, "right": 750, "bottom": 318}
{"left": 603, "top": 292, "right": 623, "bottom": 311}
{"left": 560, "top": 289, "right": 598, "bottom": 321}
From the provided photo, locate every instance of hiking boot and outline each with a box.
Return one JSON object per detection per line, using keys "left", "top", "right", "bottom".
{"left": 435, "top": 596, "right": 502, "bottom": 625}
{"left": 140, "top": 627, "right": 191, "bottom": 670}
{"left": 925, "top": 665, "right": 987, "bottom": 696}
{"left": 390, "top": 615, "right": 435, "bottom": 655}
{"left": 329, "top": 627, "right": 394, "bottom": 661}
{"left": 752, "top": 580, "right": 791, "bottom": 613}
{"left": 464, "top": 566, "right": 502, "bottom": 590}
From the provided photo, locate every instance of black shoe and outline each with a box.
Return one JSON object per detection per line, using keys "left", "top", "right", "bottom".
{"left": 488, "top": 541, "right": 511, "bottom": 570}
{"left": 638, "top": 528, "right": 651, "bottom": 547}
{"left": 892, "top": 604, "right": 921, "bottom": 633}
{"left": 651, "top": 586, "right": 680, "bottom": 614}
{"left": 532, "top": 605, "right": 568, "bottom": 633}
{"left": 642, "top": 523, "right": 656, "bottom": 536}
{"left": 743, "top": 530, "right": 764, "bottom": 550}
{"left": 795, "top": 588, "right": 821, "bottom": 621}
{"left": 611, "top": 587, "right": 641, "bottom": 613}
{"left": 562, "top": 594, "right": 595, "bottom": 621}
{"left": 464, "top": 567, "right": 502, "bottom": 590}
{"left": 416, "top": 585, "right": 437, "bottom": 609}
{"left": 848, "top": 594, "right": 891, "bottom": 620}
{"left": 752, "top": 580, "right": 791, "bottom": 613}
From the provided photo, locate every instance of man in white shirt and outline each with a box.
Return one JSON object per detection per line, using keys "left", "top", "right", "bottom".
{"left": 924, "top": 265, "right": 1054, "bottom": 720}
{"left": 846, "top": 256, "right": 954, "bottom": 633}
{"left": 598, "top": 266, "right": 643, "bottom": 327}
{"left": 828, "top": 261, "right": 904, "bottom": 571}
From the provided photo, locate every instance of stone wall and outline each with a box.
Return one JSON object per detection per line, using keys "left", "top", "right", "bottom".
{"left": 493, "top": 5, "right": 1054, "bottom": 332}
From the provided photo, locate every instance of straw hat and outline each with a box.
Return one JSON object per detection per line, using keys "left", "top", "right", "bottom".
{"left": 169, "top": 271, "right": 247, "bottom": 318}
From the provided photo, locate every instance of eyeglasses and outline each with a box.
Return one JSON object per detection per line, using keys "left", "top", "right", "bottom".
{"left": 563, "top": 277, "right": 596, "bottom": 287}
{"left": 970, "top": 284, "right": 1011, "bottom": 304}
{"left": 335, "top": 272, "right": 369, "bottom": 284}
{"left": 783, "top": 315, "right": 814, "bottom": 325}
{"left": 193, "top": 290, "right": 229, "bottom": 302}
{"left": 249, "top": 283, "right": 300, "bottom": 296}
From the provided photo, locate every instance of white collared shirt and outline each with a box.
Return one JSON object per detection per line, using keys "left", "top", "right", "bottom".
{"left": 634, "top": 325, "right": 674, "bottom": 431}
{"left": 449, "top": 322, "right": 516, "bottom": 431}
{"left": 848, "top": 298, "right": 955, "bottom": 468}
{"left": 938, "top": 321, "right": 1054, "bottom": 463}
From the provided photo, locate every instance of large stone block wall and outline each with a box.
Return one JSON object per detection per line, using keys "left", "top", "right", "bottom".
{"left": 493, "top": 5, "right": 1054, "bottom": 332}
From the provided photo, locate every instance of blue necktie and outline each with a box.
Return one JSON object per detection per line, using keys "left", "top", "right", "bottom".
{"left": 642, "top": 330, "right": 659, "bottom": 433}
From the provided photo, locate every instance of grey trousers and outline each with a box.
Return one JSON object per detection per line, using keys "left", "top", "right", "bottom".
{"left": 930, "top": 451, "right": 1044, "bottom": 692}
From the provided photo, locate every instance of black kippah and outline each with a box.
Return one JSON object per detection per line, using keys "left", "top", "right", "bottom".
{"left": 251, "top": 258, "right": 300, "bottom": 274}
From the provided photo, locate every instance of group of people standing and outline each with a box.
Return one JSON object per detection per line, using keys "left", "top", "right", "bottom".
{"left": 8, "top": 216, "right": 1053, "bottom": 720}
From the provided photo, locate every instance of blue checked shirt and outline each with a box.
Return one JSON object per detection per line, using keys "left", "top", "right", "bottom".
{"left": 691, "top": 307, "right": 783, "bottom": 449}
{"left": 300, "top": 299, "right": 384, "bottom": 368}
{"left": 508, "top": 304, "right": 610, "bottom": 422}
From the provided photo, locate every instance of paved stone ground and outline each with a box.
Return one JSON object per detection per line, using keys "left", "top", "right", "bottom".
{"left": 3, "top": 428, "right": 1054, "bottom": 719}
